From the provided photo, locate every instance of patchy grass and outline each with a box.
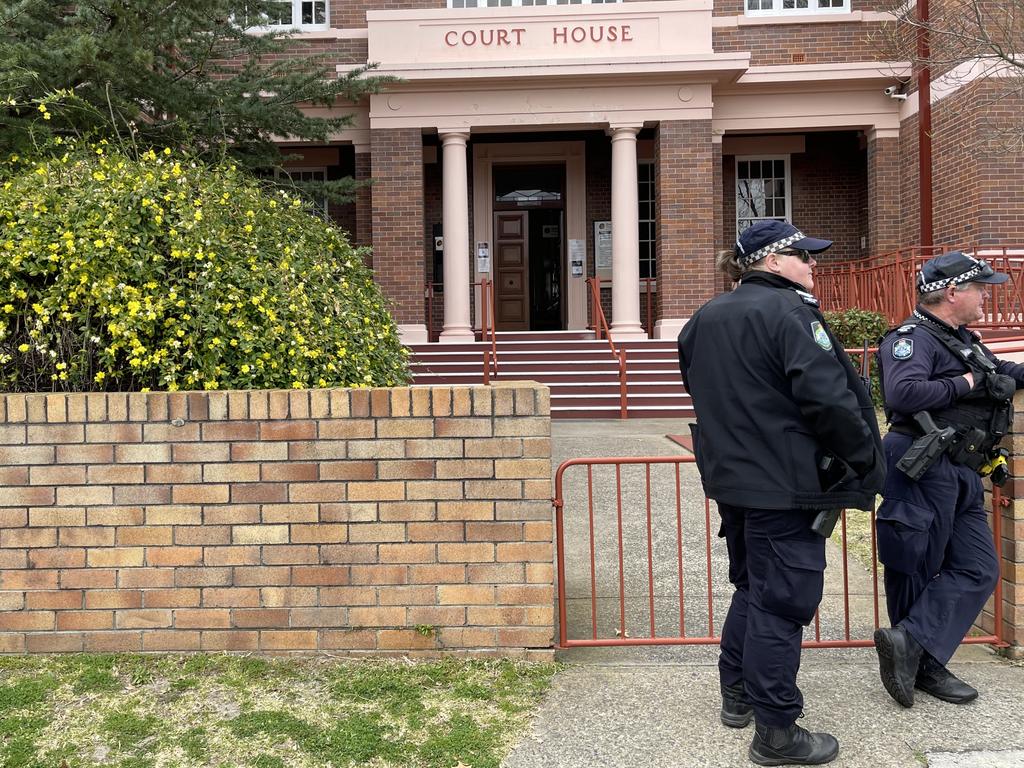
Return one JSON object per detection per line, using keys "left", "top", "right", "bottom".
{"left": 0, "top": 654, "right": 556, "bottom": 768}
{"left": 832, "top": 507, "right": 877, "bottom": 572}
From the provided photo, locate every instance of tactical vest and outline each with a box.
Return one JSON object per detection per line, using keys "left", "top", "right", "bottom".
{"left": 879, "top": 311, "right": 1013, "bottom": 472}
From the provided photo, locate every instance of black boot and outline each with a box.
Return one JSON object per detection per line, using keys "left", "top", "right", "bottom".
{"left": 748, "top": 722, "right": 839, "bottom": 766}
{"left": 873, "top": 625, "right": 923, "bottom": 708}
{"left": 721, "top": 681, "right": 753, "bottom": 728}
{"left": 915, "top": 657, "right": 979, "bottom": 704}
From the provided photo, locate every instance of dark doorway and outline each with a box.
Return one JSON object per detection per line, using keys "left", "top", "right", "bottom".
{"left": 493, "top": 164, "right": 565, "bottom": 331}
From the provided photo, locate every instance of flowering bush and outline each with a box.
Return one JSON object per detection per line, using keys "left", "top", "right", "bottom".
{"left": 0, "top": 142, "right": 409, "bottom": 392}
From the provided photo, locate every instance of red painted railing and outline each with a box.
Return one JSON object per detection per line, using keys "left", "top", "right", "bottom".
{"left": 816, "top": 246, "right": 1024, "bottom": 326}
{"left": 586, "top": 277, "right": 627, "bottom": 419}
{"left": 423, "top": 280, "right": 498, "bottom": 382}
{"left": 553, "top": 454, "right": 1008, "bottom": 650}
{"left": 480, "top": 277, "right": 497, "bottom": 384}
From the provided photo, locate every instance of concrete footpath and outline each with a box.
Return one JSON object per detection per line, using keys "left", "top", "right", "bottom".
{"left": 502, "top": 419, "right": 1024, "bottom": 768}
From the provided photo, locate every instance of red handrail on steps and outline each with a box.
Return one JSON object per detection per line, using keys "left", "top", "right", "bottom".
{"left": 586, "top": 277, "right": 628, "bottom": 419}
{"left": 480, "top": 277, "right": 498, "bottom": 384}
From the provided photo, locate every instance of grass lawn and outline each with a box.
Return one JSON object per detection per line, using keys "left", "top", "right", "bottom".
{"left": 0, "top": 654, "right": 556, "bottom": 768}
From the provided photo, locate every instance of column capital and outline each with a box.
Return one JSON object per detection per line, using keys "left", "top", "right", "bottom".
{"left": 438, "top": 130, "right": 471, "bottom": 145}
{"left": 607, "top": 124, "right": 643, "bottom": 138}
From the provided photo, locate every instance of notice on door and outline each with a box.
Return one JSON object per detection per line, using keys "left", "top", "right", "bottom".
{"left": 476, "top": 242, "right": 490, "bottom": 273}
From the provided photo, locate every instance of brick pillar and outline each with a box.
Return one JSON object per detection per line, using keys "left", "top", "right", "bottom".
{"left": 712, "top": 135, "right": 729, "bottom": 294}
{"left": 990, "top": 393, "right": 1024, "bottom": 655}
{"left": 371, "top": 128, "right": 426, "bottom": 344}
{"left": 654, "top": 119, "right": 715, "bottom": 339}
{"left": 354, "top": 150, "right": 372, "bottom": 251}
{"left": 867, "top": 129, "right": 901, "bottom": 256}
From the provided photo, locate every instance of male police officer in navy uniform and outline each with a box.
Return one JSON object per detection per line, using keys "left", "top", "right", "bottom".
{"left": 679, "top": 220, "right": 885, "bottom": 766}
{"left": 874, "top": 251, "right": 1024, "bottom": 708}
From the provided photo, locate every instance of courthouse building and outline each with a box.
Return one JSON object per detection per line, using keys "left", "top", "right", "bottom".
{"left": 270, "top": 0, "right": 1022, "bottom": 345}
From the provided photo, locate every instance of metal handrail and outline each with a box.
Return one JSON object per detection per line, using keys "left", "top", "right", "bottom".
{"left": 585, "top": 277, "right": 627, "bottom": 419}
{"left": 480, "top": 277, "right": 498, "bottom": 384}
{"left": 423, "top": 280, "right": 498, "bottom": 383}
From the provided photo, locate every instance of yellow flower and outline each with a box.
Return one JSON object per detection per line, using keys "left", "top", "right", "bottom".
{"left": 17, "top": 343, "right": 29, "bottom": 352}
{"left": 94, "top": 371, "right": 106, "bottom": 382}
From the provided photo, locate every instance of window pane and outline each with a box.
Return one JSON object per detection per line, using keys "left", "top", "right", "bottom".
{"left": 270, "top": 1, "right": 291, "bottom": 25}
{"left": 736, "top": 157, "right": 788, "bottom": 235}
{"left": 737, "top": 179, "right": 765, "bottom": 220}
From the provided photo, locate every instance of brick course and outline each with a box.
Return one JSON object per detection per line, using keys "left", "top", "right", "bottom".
{"left": 0, "top": 384, "right": 553, "bottom": 658}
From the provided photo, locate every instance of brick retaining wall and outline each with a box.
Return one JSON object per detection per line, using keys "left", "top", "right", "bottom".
{"left": 0, "top": 383, "right": 554, "bottom": 658}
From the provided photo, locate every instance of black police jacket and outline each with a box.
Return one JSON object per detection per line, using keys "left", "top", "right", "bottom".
{"left": 678, "top": 272, "right": 885, "bottom": 511}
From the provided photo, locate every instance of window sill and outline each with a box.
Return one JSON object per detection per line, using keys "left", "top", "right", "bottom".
{"left": 712, "top": 10, "right": 893, "bottom": 27}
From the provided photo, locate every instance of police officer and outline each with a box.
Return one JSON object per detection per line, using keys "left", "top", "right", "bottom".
{"left": 679, "top": 220, "right": 885, "bottom": 766}
{"left": 873, "top": 251, "right": 1023, "bottom": 708}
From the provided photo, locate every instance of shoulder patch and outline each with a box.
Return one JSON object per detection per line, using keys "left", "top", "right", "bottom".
{"left": 892, "top": 338, "right": 914, "bottom": 360}
{"left": 810, "top": 321, "right": 832, "bottom": 351}
{"left": 794, "top": 289, "right": 819, "bottom": 306}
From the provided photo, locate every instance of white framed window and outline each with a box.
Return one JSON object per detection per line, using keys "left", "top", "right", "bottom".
{"left": 449, "top": 0, "right": 619, "bottom": 8}
{"left": 638, "top": 161, "right": 656, "bottom": 280}
{"left": 252, "top": 1, "right": 329, "bottom": 30}
{"left": 282, "top": 167, "right": 329, "bottom": 218}
{"left": 745, "top": 0, "right": 848, "bottom": 16}
{"left": 736, "top": 156, "right": 791, "bottom": 235}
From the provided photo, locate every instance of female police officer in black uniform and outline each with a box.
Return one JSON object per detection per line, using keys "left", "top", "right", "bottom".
{"left": 678, "top": 220, "right": 885, "bottom": 766}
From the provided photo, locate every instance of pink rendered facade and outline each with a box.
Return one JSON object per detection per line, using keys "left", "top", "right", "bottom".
{"left": 270, "top": 0, "right": 1020, "bottom": 343}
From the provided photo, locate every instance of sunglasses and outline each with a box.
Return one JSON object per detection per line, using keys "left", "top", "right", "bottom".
{"left": 775, "top": 248, "right": 813, "bottom": 263}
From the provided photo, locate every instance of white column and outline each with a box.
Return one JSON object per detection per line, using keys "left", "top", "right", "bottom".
{"left": 439, "top": 131, "right": 475, "bottom": 343}
{"left": 609, "top": 125, "right": 647, "bottom": 340}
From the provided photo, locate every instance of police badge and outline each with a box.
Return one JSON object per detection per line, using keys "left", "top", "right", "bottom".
{"left": 810, "top": 321, "right": 832, "bottom": 351}
{"left": 892, "top": 338, "right": 914, "bottom": 360}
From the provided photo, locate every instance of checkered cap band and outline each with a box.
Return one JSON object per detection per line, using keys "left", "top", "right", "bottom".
{"left": 917, "top": 255, "right": 989, "bottom": 293}
{"left": 736, "top": 232, "right": 807, "bottom": 268}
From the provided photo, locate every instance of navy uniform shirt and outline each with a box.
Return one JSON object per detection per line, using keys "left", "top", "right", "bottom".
{"left": 878, "top": 306, "right": 1024, "bottom": 428}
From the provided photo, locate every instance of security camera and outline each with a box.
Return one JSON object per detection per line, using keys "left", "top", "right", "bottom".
{"left": 884, "top": 85, "right": 908, "bottom": 100}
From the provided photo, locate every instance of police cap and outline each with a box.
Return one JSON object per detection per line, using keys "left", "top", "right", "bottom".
{"left": 917, "top": 251, "right": 1009, "bottom": 294}
{"left": 735, "top": 220, "right": 833, "bottom": 269}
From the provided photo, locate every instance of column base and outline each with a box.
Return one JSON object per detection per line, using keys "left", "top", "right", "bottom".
{"left": 397, "top": 324, "right": 429, "bottom": 345}
{"left": 439, "top": 327, "right": 477, "bottom": 343}
{"left": 609, "top": 324, "right": 648, "bottom": 341}
{"left": 654, "top": 319, "right": 689, "bottom": 340}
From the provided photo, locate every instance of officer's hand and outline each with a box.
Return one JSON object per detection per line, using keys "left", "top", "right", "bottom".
{"left": 964, "top": 372, "right": 975, "bottom": 389}
{"left": 860, "top": 453, "right": 886, "bottom": 495}
{"left": 985, "top": 372, "right": 1016, "bottom": 400}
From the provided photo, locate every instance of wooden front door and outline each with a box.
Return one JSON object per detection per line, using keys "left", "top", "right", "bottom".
{"left": 493, "top": 212, "right": 529, "bottom": 331}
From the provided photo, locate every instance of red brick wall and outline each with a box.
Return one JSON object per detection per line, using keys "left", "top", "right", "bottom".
{"left": 0, "top": 385, "right": 554, "bottom": 657}
{"left": 867, "top": 134, "right": 901, "bottom": 256}
{"left": 355, "top": 152, "right": 373, "bottom": 250}
{"left": 371, "top": 128, "right": 425, "bottom": 325}
{"left": 791, "top": 132, "right": 865, "bottom": 262}
{"left": 585, "top": 136, "right": 613, "bottom": 325}
{"left": 899, "top": 112, "right": 921, "bottom": 247}
{"left": 721, "top": 132, "right": 866, "bottom": 262}
{"left": 975, "top": 88, "right": 1024, "bottom": 245}
{"left": 712, "top": 22, "right": 887, "bottom": 67}
{"left": 656, "top": 120, "right": 716, "bottom": 320}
